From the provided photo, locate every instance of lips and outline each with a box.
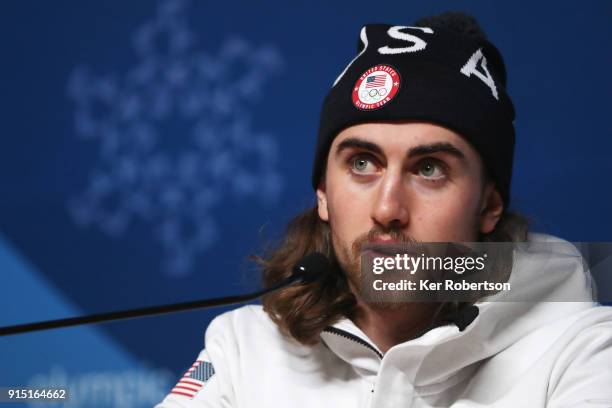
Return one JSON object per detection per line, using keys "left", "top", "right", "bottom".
{"left": 368, "top": 237, "right": 402, "bottom": 244}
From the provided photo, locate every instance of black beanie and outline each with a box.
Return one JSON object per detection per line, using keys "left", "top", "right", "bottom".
{"left": 312, "top": 17, "right": 516, "bottom": 207}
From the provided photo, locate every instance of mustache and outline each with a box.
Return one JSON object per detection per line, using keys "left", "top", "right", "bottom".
{"left": 350, "top": 226, "right": 419, "bottom": 256}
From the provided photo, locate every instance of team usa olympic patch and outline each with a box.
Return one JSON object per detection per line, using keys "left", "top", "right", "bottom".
{"left": 352, "top": 65, "right": 400, "bottom": 110}
{"left": 171, "top": 360, "right": 215, "bottom": 399}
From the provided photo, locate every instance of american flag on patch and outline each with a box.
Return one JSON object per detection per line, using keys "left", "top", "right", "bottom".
{"left": 365, "top": 74, "right": 386, "bottom": 88}
{"left": 170, "top": 360, "right": 215, "bottom": 399}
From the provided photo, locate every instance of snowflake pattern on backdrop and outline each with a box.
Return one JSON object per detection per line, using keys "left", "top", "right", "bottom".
{"left": 67, "top": 0, "right": 284, "bottom": 277}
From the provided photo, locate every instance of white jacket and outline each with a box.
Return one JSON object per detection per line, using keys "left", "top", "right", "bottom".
{"left": 156, "top": 234, "right": 612, "bottom": 407}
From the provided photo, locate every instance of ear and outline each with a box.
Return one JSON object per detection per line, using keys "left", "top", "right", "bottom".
{"left": 316, "top": 181, "right": 329, "bottom": 222}
{"left": 479, "top": 184, "right": 504, "bottom": 234}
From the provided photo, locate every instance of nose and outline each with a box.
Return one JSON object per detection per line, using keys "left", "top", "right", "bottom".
{"left": 371, "top": 170, "right": 410, "bottom": 230}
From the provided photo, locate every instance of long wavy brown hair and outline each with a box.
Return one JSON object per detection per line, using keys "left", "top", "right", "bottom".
{"left": 256, "top": 205, "right": 529, "bottom": 346}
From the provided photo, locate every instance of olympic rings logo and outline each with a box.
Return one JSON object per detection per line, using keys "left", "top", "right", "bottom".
{"left": 352, "top": 65, "right": 400, "bottom": 110}
{"left": 360, "top": 87, "right": 388, "bottom": 100}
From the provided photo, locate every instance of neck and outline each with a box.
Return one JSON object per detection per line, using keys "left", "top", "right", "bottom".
{"left": 352, "top": 297, "right": 444, "bottom": 354}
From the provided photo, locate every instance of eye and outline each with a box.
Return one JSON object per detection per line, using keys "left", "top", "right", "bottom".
{"left": 417, "top": 160, "right": 446, "bottom": 179}
{"left": 350, "top": 155, "right": 378, "bottom": 174}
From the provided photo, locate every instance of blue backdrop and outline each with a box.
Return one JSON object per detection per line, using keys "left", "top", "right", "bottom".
{"left": 1, "top": 1, "right": 611, "bottom": 407}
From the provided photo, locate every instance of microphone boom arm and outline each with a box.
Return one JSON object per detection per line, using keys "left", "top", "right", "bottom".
{"left": 0, "top": 274, "right": 300, "bottom": 337}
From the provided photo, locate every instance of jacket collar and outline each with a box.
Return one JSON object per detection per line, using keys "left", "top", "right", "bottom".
{"left": 320, "top": 317, "right": 382, "bottom": 377}
{"left": 319, "top": 310, "right": 472, "bottom": 379}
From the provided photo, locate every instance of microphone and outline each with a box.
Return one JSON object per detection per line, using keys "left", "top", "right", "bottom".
{"left": 290, "top": 252, "right": 330, "bottom": 284}
{"left": 0, "top": 252, "right": 330, "bottom": 337}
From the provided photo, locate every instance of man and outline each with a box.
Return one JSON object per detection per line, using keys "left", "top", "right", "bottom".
{"left": 156, "top": 12, "right": 612, "bottom": 407}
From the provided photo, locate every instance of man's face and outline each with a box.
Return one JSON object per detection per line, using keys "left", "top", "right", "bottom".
{"left": 316, "top": 122, "right": 503, "bottom": 290}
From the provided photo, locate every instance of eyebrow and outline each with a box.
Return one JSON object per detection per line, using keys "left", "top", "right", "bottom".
{"left": 407, "top": 142, "right": 466, "bottom": 161}
{"left": 335, "top": 138, "right": 383, "bottom": 157}
{"left": 335, "top": 137, "right": 466, "bottom": 161}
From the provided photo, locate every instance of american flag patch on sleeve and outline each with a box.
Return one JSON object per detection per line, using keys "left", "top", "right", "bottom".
{"left": 170, "top": 360, "right": 216, "bottom": 398}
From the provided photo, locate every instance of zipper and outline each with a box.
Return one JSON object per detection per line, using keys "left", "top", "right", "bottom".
{"left": 323, "top": 320, "right": 451, "bottom": 360}
{"left": 323, "top": 326, "right": 383, "bottom": 359}
{"left": 322, "top": 306, "right": 478, "bottom": 361}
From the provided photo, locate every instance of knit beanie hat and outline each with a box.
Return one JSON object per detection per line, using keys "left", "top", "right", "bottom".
{"left": 312, "top": 13, "right": 515, "bottom": 207}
